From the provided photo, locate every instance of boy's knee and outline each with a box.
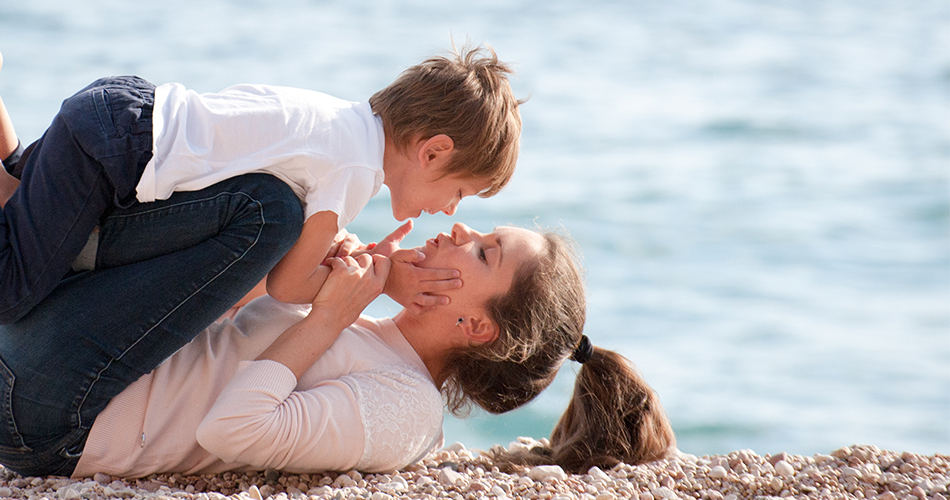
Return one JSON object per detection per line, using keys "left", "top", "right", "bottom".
{"left": 237, "top": 174, "right": 304, "bottom": 244}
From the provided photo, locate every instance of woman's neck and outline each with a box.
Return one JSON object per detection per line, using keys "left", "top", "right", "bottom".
{"left": 392, "top": 310, "right": 452, "bottom": 387}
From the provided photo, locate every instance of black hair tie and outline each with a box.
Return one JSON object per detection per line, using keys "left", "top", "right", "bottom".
{"left": 570, "top": 335, "right": 593, "bottom": 364}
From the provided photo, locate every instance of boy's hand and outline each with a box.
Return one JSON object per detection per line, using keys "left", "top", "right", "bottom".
{"left": 325, "top": 229, "right": 365, "bottom": 260}
{"left": 384, "top": 248, "right": 461, "bottom": 314}
{"left": 368, "top": 220, "right": 413, "bottom": 257}
{"left": 312, "top": 254, "right": 390, "bottom": 332}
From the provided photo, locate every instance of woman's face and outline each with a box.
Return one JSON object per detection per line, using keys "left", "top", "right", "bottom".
{"left": 419, "top": 223, "right": 545, "bottom": 313}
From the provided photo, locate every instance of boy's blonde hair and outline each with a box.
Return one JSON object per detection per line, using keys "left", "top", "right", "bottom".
{"left": 369, "top": 45, "right": 523, "bottom": 197}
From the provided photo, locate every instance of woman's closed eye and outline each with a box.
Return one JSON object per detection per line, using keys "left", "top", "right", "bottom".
{"left": 479, "top": 247, "right": 487, "bottom": 263}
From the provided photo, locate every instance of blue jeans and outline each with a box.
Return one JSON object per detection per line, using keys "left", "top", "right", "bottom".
{"left": 0, "top": 173, "right": 303, "bottom": 477}
{"left": 0, "top": 76, "right": 156, "bottom": 324}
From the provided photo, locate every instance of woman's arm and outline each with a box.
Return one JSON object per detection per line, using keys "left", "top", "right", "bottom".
{"left": 195, "top": 253, "right": 421, "bottom": 472}
{"left": 258, "top": 253, "right": 389, "bottom": 378}
{"left": 195, "top": 361, "right": 443, "bottom": 473}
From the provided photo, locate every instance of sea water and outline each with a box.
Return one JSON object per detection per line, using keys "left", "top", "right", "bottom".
{"left": 1, "top": 0, "right": 947, "bottom": 457}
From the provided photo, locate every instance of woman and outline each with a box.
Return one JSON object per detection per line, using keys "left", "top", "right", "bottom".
{"left": 0, "top": 216, "right": 674, "bottom": 478}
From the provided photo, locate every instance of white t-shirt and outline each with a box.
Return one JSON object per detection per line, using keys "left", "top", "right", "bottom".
{"left": 136, "top": 83, "right": 386, "bottom": 227}
{"left": 72, "top": 297, "right": 444, "bottom": 478}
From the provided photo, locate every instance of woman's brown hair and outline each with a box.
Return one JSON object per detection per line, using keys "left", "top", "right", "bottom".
{"left": 440, "top": 228, "right": 676, "bottom": 472}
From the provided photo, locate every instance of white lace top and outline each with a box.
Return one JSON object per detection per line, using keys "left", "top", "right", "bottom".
{"left": 72, "top": 297, "right": 444, "bottom": 479}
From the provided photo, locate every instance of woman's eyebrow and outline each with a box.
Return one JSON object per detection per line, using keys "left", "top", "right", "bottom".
{"left": 497, "top": 237, "right": 505, "bottom": 267}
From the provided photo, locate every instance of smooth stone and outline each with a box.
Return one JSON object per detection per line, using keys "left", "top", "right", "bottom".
{"left": 247, "top": 485, "right": 263, "bottom": 500}
{"left": 769, "top": 452, "right": 789, "bottom": 466}
{"left": 139, "top": 481, "right": 162, "bottom": 493}
{"left": 709, "top": 466, "right": 728, "bottom": 479}
{"left": 377, "top": 481, "right": 407, "bottom": 493}
{"left": 589, "top": 466, "right": 610, "bottom": 482}
{"left": 307, "top": 486, "right": 332, "bottom": 496}
{"left": 651, "top": 487, "right": 676, "bottom": 500}
{"left": 439, "top": 468, "right": 463, "bottom": 486}
{"left": 259, "top": 484, "right": 275, "bottom": 498}
{"left": 771, "top": 477, "right": 784, "bottom": 492}
{"left": 444, "top": 442, "right": 467, "bottom": 453}
{"left": 775, "top": 460, "right": 795, "bottom": 478}
{"left": 528, "top": 465, "right": 566, "bottom": 482}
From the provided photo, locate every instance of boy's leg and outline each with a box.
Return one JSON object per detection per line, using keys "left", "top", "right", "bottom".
{"left": 0, "top": 173, "right": 303, "bottom": 477}
{"left": 0, "top": 76, "right": 154, "bottom": 324}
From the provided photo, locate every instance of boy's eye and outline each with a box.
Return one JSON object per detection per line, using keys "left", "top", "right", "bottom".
{"left": 479, "top": 247, "right": 487, "bottom": 262}
{"left": 457, "top": 190, "right": 463, "bottom": 200}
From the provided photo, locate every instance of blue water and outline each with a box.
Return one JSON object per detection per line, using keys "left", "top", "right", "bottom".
{"left": 1, "top": 0, "right": 947, "bottom": 458}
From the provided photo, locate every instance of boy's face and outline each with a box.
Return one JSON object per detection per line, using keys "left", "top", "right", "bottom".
{"left": 389, "top": 169, "right": 488, "bottom": 221}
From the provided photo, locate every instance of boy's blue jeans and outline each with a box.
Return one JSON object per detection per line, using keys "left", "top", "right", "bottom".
{"left": 0, "top": 76, "right": 157, "bottom": 324}
{"left": 0, "top": 173, "right": 303, "bottom": 477}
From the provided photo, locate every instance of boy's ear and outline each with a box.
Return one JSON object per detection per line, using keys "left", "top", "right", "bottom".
{"left": 458, "top": 315, "right": 499, "bottom": 345}
{"left": 417, "top": 134, "right": 454, "bottom": 169}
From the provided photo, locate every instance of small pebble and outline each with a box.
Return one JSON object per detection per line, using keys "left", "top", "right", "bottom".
{"left": 0, "top": 442, "right": 938, "bottom": 500}
{"left": 651, "top": 486, "right": 676, "bottom": 500}
{"left": 247, "top": 484, "right": 263, "bottom": 500}
{"left": 439, "top": 467, "right": 463, "bottom": 486}
{"left": 774, "top": 460, "right": 795, "bottom": 477}
{"left": 527, "top": 465, "right": 566, "bottom": 482}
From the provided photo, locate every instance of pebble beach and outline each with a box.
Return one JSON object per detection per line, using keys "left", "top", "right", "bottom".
{"left": 0, "top": 442, "right": 945, "bottom": 500}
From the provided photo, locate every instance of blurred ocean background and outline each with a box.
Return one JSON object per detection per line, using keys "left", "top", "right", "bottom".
{"left": 1, "top": 0, "right": 947, "bottom": 458}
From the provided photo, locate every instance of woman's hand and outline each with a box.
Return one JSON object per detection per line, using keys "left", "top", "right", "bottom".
{"left": 364, "top": 221, "right": 462, "bottom": 313}
{"left": 384, "top": 248, "right": 461, "bottom": 313}
{"left": 311, "top": 254, "right": 390, "bottom": 332}
{"left": 257, "top": 253, "right": 390, "bottom": 379}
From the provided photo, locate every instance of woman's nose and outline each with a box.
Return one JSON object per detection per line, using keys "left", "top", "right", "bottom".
{"left": 451, "top": 223, "right": 474, "bottom": 244}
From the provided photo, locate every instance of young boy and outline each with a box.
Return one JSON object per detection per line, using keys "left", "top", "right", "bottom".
{"left": 0, "top": 46, "right": 523, "bottom": 323}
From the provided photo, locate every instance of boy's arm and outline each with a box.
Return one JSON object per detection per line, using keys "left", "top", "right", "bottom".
{"left": 266, "top": 210, "right": 339, "bottom": 304}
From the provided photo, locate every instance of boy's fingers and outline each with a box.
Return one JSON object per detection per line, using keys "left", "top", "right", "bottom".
{"left": 380, "top": 220, "right": 413, "bottom": 246}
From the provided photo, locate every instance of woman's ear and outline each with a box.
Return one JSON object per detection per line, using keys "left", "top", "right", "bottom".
{"left": 417, "top": 134, "right": 454, "bottom": 169}
{"left": 458, "top": 315, "right": 499, "bottom": 344}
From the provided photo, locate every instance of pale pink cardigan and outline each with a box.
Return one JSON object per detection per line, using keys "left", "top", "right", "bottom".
{"left": 73, "top": 296, "right": 444, "bottom": 478}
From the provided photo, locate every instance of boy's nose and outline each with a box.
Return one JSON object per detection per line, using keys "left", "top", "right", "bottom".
{"left": 441, "top": 200, "right": 459, "bottom": 216}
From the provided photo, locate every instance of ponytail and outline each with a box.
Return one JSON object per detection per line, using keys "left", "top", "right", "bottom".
{"left": 439, "top": 226, "right": 676, "bottom": 471}
{"left": 491, "top": 347, "right": 676, "bottom": 473}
